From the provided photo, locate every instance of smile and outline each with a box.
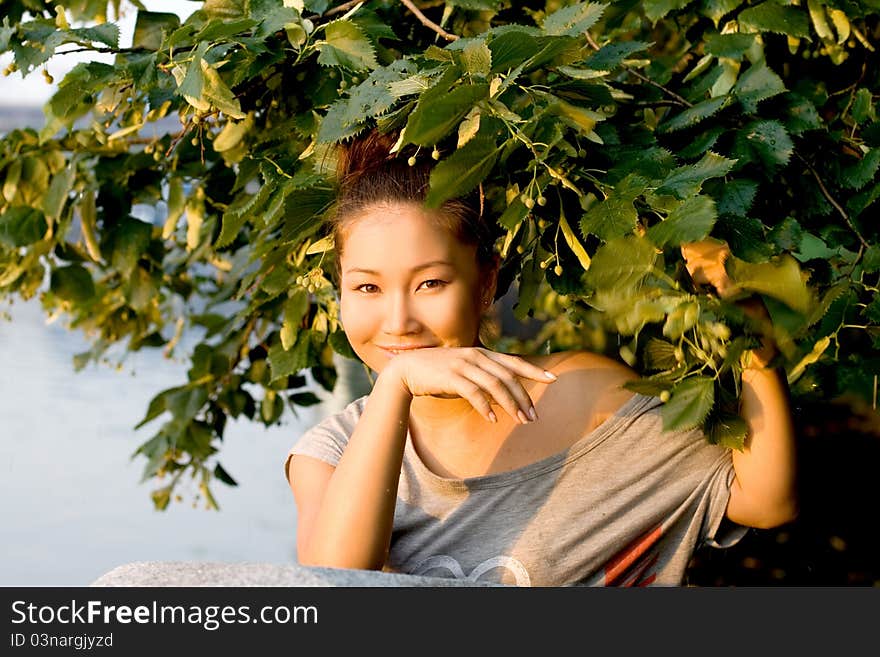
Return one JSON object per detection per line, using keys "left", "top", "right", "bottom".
{"left": 377, "top": 345, "right": 431, "bottom": 357}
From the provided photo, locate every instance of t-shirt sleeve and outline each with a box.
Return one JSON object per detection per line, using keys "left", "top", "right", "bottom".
{"left": 701, "top": 454, "right": 749, "bottom": 548}
{"left": 283, "top": 395, "right": 367, "bottom": 484}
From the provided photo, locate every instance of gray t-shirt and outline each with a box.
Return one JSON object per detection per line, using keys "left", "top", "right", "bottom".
{"left": 286, "top": 391, "right": 747, "bottom": 586}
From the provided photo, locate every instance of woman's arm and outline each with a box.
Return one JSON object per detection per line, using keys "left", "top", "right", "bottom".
{"left": 725, "top": 301, "right": 798, "bottom": 528}
{"left": 290, "top": 369, "right": 413, "bottom": 570}
{"left": 289, "top": 347, "right": 556, "bottom": 570}
{"left": 681, "top": 240, "right": 798, "bottom": 529}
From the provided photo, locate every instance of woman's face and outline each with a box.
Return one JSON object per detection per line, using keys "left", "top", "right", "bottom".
{"left": 338, "top": 202, "right": 492, "bottom": 374}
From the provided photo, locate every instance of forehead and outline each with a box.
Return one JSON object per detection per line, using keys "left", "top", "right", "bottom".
{"left": 339, "top": 203, "right": 476, "bottom": 271}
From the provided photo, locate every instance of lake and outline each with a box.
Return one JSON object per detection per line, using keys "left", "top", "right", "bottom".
{"left": 0, "top": 296, "right": 368, "bottom": 585}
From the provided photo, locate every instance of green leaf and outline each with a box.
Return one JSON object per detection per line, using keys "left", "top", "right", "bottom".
{"left": 198, "top": 17, "right": 258, "bottom": 41}
{"left": 705, "top": 412, "right": 748, "bottom": 449}
{"left": 622, "top": 369, "right": 683, "bottom": 395}
{"left": 109, "top": 217, "right": 153, "bottom": 277}
{"left": 329, "top": 329, "right": 358, "bottom": 359}
{"left": 0, "top": 18, "right": 15, "bottom": 51}
{"left": 732, "top": 60, "right": 786, "bottom": 114}
{"left": 213, "top": 113, "right": 254, "bottom": 153}
{"left": 852, "top": 88, "right": 876, "bottom": 125}
{"left": 657, "top": 96, "right": 730, "bottom": 133}
{"left": 736, "top": 120, "right": 793, "bottom": 170}
{"left": 715, "top": 214, "right": 771, "bottom": 262}
{"left": 585, "top": 41, "right": 652, "bottom": 70}
{"left": 715, "top": 178, "right": 758, "bottom": 217}
{"left": 126, "top": 266, "right": 157, "bottom": 312}
{"left": 289, "top": 391, "right": 323, "bottom": 407}
{"left": 268, "top": 331, "right": 312, "bottom": 383}
{"left": 50, "top": 264, "right": 95, "bottom": 302}
{"left": 318, "top": 59, "right": 418, "bottom": 143}
{"left": 842, "top": 148, "right": 880, "bottom": 191}
{"left": 70, "top": 23, "right": 120, "bottom": 49}
{"left": 647, "top": 195, "right": 717, "bottom": 248}
{"left": 0, "top": 206, "right": 48, "bottom": 247}
{"left": 200, "top": 59, "right": 245, "bottom": 119}
{"left": 702, "top": 0, "right": 744, "bottom": 26}
{"left": 42, "top": 164, "right": 76, "bottom": 222}
{"left": 425, "top": 136, "right": 499, "bottom": 207}
{"left": 167, "top": 386, "right": 209, "bottom": 422}
{"left": 782, "top": 93, "right": 822, "bottom": 135}
{"left": 542, "top": 2, "right": 607, "bottom": 36}
{"left": 704, "top": 32, "right": 758, "bottom": 60}
{"left": 488, "top": 30, "right": 540, "bottom": 72}
{"left": 662, "top": 300, "right": 700, "bottom": 339}
{"left": 644, "top": 338, "right": 681, "bottom": 371}
{"left": 499, "top": 198, "right": 529, "bottom": 230}
{"left": 643, "top": 0, "right": 693, "bottom": 24}
{"left": 863, "top": 245, "right": 880, "bottom": 274}
{"left": 739, "top": 1, "right": 810, "bottom": 38}
{"left": 281, "top": 288, "right": 310, "bottom": 350}
{"left": 656, "top": 151, "right": 736, "bottom": 199}
{"left": 404, "top": 82, "right": 489, "bottom": 147}
{"left": 660, "top": 376, "right": 715, "bottom": 432}
{"left": 318, "top": 19, "right": 378, "bottom": 71}
{"left": 203, "top": 0, "right": 247, "bottom": 20}
{"left": 584, "top": 235, "right": 657, "bottom": 291}
{"left": 728, "top": 254, "right": 814, "bottom": 313}
{"left": 213, "top": 463, "right": 238, "bottom": 487}
{"left": 793, "top": 232, "right": 839, "bottom": 262}
{"left": 461, "top": 40, "right": 492, "bottom": 78}
{"left": 580, "top": 175, "right": 645, "bottom": 241}
{"left": 768, "top": 216, "right": 803, "bottom": 251}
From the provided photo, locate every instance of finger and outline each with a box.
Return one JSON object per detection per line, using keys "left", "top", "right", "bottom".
{"left": 458, "top": 361, "right": 532, "bottom": 424}
{"left": 452, "top": 377, "right": 497, "bottom": 423}
{"left": 480, "top": 350, "right": 558, "bottom": 384}
{"left": 471, "top": 352, "right": 538, "bottom": 422}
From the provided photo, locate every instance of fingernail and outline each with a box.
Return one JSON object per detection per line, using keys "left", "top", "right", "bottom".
{"left": 516, "top": 409, "right": 529, "bottom": 425}
{"left": 488, "top": 411, "right": 497, "bottom": 423}
{"left": 528, "top": 406, "right": 537, "bottom": 422}
{"left": 544, "top": 370, "right": 557, "bottom": 380}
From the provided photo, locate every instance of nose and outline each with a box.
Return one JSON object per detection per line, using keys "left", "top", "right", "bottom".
{"left": 381, "top": 290, "right": 421, "bottom": 336}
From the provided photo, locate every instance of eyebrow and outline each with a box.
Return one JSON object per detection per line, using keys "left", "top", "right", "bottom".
{"left": 344, "top": 260, "right": 455, "bottom": 276}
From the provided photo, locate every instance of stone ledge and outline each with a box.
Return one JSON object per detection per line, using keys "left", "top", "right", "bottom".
{"left": 90, "top": 562, "right": 500, "bottom": 587}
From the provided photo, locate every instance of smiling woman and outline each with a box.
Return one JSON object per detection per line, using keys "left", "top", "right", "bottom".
{"left": 283, "top": 128, "right": 798, "bottom": 587}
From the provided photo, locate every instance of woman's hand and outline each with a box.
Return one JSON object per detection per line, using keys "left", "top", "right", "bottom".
{"left": 681, "top": 239, "right": 777, "bottom": 368}
{"left": 680, "top": 238, "right": 740, "bottom": 299}
{"left": 381, "top": 347, "right": 557, "bottom": 425}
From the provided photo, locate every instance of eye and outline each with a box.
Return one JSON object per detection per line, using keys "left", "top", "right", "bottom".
{"left": 354, "top": 283, "right": 379, "bottom": 294}
{"left": 418, "top": 279, "right": 447, "bottom": 290}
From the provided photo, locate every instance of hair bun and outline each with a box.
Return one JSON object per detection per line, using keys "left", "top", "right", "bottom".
{"left": 336, "top": 129, "right": 404, "bottom": 189}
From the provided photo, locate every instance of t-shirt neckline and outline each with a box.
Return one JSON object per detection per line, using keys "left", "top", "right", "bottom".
{"left": 403, "top": 391, "right": 657, "bottom": 491}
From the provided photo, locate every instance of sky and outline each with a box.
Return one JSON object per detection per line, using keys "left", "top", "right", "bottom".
{"left": 0, "top": 0, "right": 199, "bottom": 107}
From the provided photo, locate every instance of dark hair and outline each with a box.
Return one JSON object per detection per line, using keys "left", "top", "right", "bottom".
{"left": 327, "top": 129, "right": 499, "bottom": 285}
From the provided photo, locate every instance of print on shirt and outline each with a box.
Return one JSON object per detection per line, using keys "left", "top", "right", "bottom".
{"left": 410, "top": 555, "right": 532, "bottom": 586}
{"left": 604, "top": 524, "right": 662, "bottom": 586}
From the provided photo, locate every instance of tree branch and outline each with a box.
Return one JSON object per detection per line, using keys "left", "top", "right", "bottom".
{"left": 795, "top": 152, "right": 870, "bottom": 250}
{"left": 400, "top": 0, "right": 459, "bottom": 41}
{"left": 324, "top": 0, "right": 364, "bottom": 18}
{"left": 585, "top": 32, "right": 692, "bottom": 108}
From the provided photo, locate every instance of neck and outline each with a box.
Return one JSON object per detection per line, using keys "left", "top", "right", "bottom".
{"left": 408, "top": 395, "right": 487, "bottom": 441}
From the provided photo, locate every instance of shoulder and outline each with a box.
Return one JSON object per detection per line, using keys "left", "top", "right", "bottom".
{"left": 288, "top": 395, "right": 369, "bottom": 464}
{"left": 525, "top": 350, "right": 641, "bottom": 428}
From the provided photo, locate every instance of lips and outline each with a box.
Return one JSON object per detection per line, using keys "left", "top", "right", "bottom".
{"left": 377, "top": 345, "right": 432, "bottom": 357}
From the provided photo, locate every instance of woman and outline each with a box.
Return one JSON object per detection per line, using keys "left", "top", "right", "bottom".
{"left": 284, "top": 130, "right": 797, "bottom": 586}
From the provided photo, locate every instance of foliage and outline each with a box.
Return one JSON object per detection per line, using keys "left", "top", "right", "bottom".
{"left": 2, "top": 0, "right": 879, "bottom": 508}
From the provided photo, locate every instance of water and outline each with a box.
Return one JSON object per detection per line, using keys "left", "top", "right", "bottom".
{"left": 0, "top": 298, "right": 367, "bottom": 586}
